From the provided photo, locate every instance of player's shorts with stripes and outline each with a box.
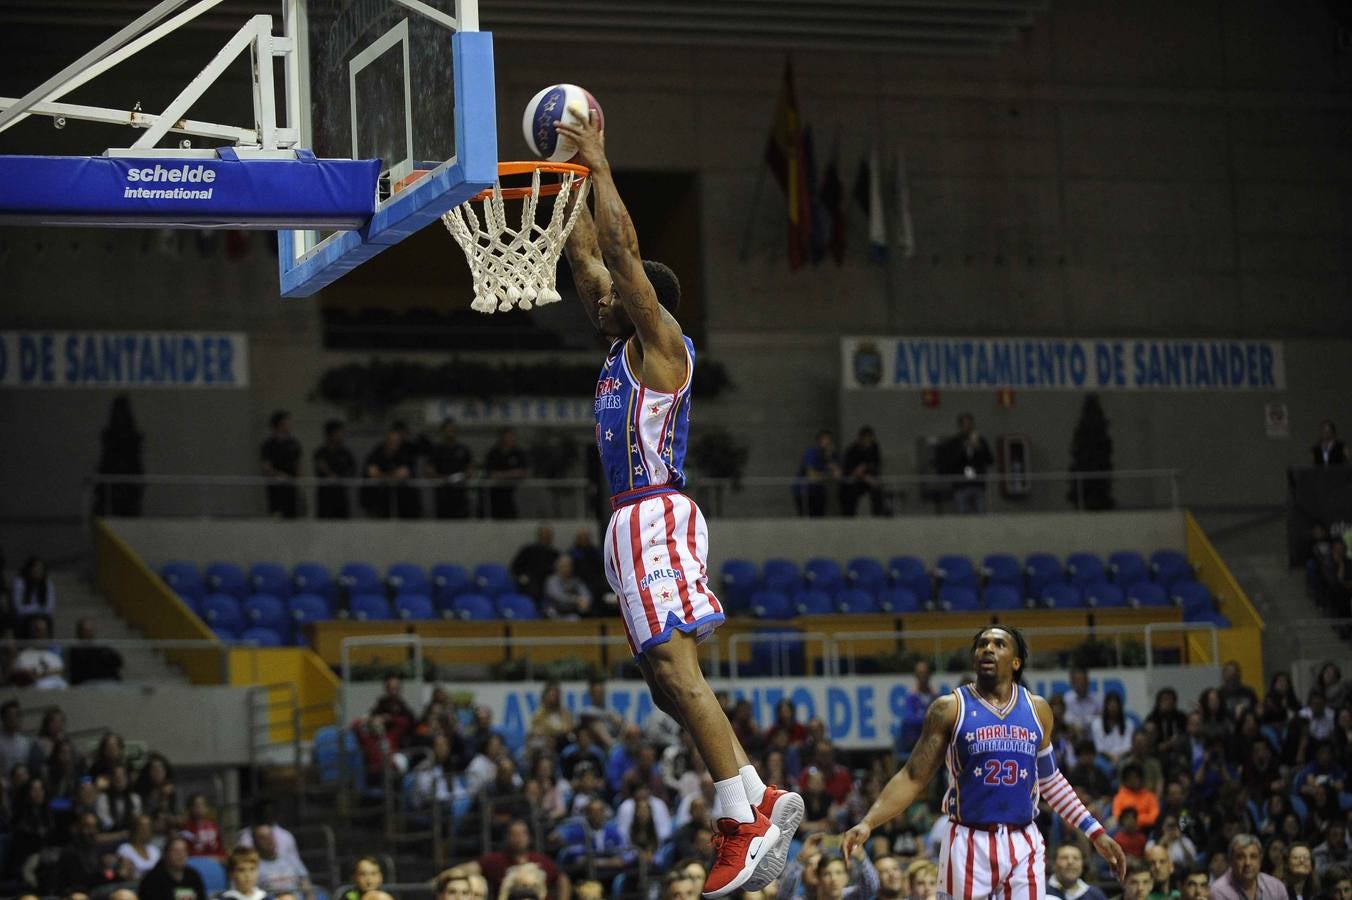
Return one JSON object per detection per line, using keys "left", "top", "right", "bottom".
{"left": 939, "top": 820, "right": 1045, "bottom": 900}
{"left": 604, "top": 487, "right": 724, "bottom": 656}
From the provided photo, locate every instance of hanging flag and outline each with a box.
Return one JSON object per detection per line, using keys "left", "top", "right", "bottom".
{"left": 763, "top": 60, "right": 811, "bottom": 269}
{"left": 804, "top": 126, "right": 828, "bottom": 265}
{"left": 863, "top": 144, "right": 886, "bottom": 262}
{"left": 894, "top": 150, "right": 915, "bottom": 259}
{"left": 819, "top": 136, "right": 846, "bottom": 265}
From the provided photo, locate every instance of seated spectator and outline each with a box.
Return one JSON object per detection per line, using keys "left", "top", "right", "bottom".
{"left": 134, "top": 752, "right": 178, "bottom": 831}
{"left": 671, "top": 795, "right": 712, "bottom": 861}
{"left": 526, "top": 682, "right": 574, "bottom": 756}
{"left": 12, "top": 556, "right": 55, "bottom": 638}
{"left": 465, "top": 733, "right": 510, "bottom": 797}
{"left": 616, "top": 782, "right": 672, "bottom": 847}
{"left": 95, "top": 764, "right": 141, "bottom": 837}
{"left": 1179, "top": 867, "right": 1210, "bottom": 900}
{"left": 658, "top": 872, "right": 698, "bottom": 900}
{"left": 541, "top": 555, "right": 591, "bottom": 619}
{"left": 463, "top": 818, "right": 571, "bottom": 899}
{"left": 8, "top": 775, "right": 55, "bottom": 880}
{"left": 370, "top": 675, "right": 417, "bottom": 749}
{"left": 12, "top": 617, "right": 67, "bottom": 688}
{"left": 798, "top": 767, "right": 839, "bottom": 837}
{"left": 906, "top": 859, "right": 938, "bottom": 900}
{"left": 1048, "top": 844, "right": 1109, "bottom": 900}
{"left": 511, "top": 526, "right": 559, "bottom": 600}
{"left": 778, "top": 842, "right": 879, "bottom": 899}
{"left": 1146, "top": 844, "right": 1177, "bottom": 900}
{"left": 1313, "top": 419, "right": 1347, "bottom": 466}
{"left": 138, "top": 835, "right": 206, "bottom": 900}
{"left": 1115, "top": 808, "right": 1148, "bottom": 859}
{"left": 1092, "top": 692, "right": 1132, "bottom": 763}
{"left": 1212, "top": 834, "right": 1285, "bottom": 900}
{"left": 68, "top": 618, "right": 123, "bottom": 684}
{"left": 621, "top": 743, "right": 668, "bottom": 802}
{"left": 180, "top": 792, "right": 224, "bottom": 858}
{"left": 1219, "top": 661, "right": 1259, "bottom": 718}
{"left": 115, "top": 813, "right": 159, "bottom": 879}
{"left": 1316, "top": 662, "right": 1349, "bottom": 708}
{"left": 606, "top": 724, "right": 644, "bottom": 794}
{"left": 498, "top": 862, "right": 548, "bottom": 900}
{"left": 1325, "top": 868, "right": 1352, "bottom": 900}
{"left": 1241, "top": 738, "right": 1283, "bottom": 799}
{"left": 1315, "top": 822, "right": 1352, "bottom": 876}
{"left": 1285, "top": 843, "right": 1320, "bottom": 900}
{"left": 1062, "top": 667, "right": 1103, "bottom": 739}
{"left": 1262, "top": 672, "right": 1301, "bottom": 726}
{"left": 482, "top": 757, "right": 529, "bottom": 831}
{"left": 252, "top": 823, "right": 313, "bottom": 900}
{"left": 765, "top": 698, "right": 808, "bottom": 748}
{"left": 1123, "top": 860, "right": 1154, "bottom": 900}
{"left": 89, "top": 731, "right": 127, "bottom": 782}
{"left": 560, "top": 727, "right": 607, "bottom": 780}
{"left": 0, "top": 699, "right": 31, "bottom": 776}
{"left": 872, "top": 855, "right": 906, "bottom": 900}
{"left": 1318, "top": 543, "right": 1352, "bottom": 618}
{"left": 567, "top": 529, "right": 607, "bottom": 609}
{"left": 339, "top": 856, "right": 384, "bottom": 900}
{"left": 235, "top": 802, "right": 305, "bottom": 876}
{"left": 1118, "top": 730, "right": 1164, "bottom": 796}
{"left": 1147, "top": 814, "right": 1198, "bottom": 870}
{"left": 1113, "top": 766, "right": 1160, "bottom": 829}
{"left": 411, "top": 732, "right": 470, "bottom": 812}
{"left": 352, "top": 712, "right": 403, "bottom": 787}
{"left": 527, "top": 754, "right": 572, "bottom": 824}
{"left": 1294, "top": 742, "right": 1346, "bottom": 804}
{"left": 578, "top": 676, "right": 623, "bottom": 750}
{"left": 218, "top": 845, "right": 269, "bottom": 900}
{"left": 1301, "top": 693, "right": 1337, "bottom": 742}
{"left": 799, "top": 741, "right": 854, "bottom": 804}
{"left": 583, "top": 797, "right": 635, "bottom": 878}
{"left": 57, "top": 811, "right": 118, "bottom": 893}
{"left": 433, "top": 870, "right": 475, "bottom": 900}
{"left": 896, "top": 661, "right": 937, "bottom": 761}
{"left": 793, "top": 429, "right": 841, "bottom": 517}
{"left": 1146, "top": 688, "right": 1190, "bottom": 756}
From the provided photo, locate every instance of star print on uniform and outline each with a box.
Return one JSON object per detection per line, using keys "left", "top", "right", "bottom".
{"left": 973, "top": 768, "right": 982, "bottom": 777}
{"left": 971, "top": 711, "right": 978, "bottom": 717}
{"left": 659, "top": 589, "right": 672, "bottom": 601}
{"left": 648, "top": 404, "right": 661, "bottom": 416}
{"left": 651, "top": 555, "right": 662, "bottom": 566}
{"left": 1020, "top": 768, "right": 1028, "bottom": 780}
{"left": 634, "top": 465, "right": 644, "bottom": 475}
{"left": 604, "top": 429, "right": 614, "bottom": 441}
{"left": 965, "top": 732, "right": 975, "bottom": 741}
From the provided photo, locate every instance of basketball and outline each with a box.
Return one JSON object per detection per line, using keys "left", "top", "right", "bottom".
{"left": 521, "top": 84, "right": 604, "bottom": 162}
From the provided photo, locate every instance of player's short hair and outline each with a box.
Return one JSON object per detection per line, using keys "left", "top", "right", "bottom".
{"left": 642, "top": 260, "right": 680, "bottom": 315}
{"left": 226, "top": 845, "right": 259, "bottom": 873}
{"left": 970, "top": 625, "right": 1029, "bottom": 682}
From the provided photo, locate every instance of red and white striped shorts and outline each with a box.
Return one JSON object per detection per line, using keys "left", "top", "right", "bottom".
{"left": 604, "top": 490, "right": 725, "bottom": 656}
{"left": 939, "top": 821, "right": 1045, "bottom": 900}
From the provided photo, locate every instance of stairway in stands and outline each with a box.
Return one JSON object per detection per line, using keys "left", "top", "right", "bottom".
{"left": 52, "top": 570, "right": 190, "bottom": 683}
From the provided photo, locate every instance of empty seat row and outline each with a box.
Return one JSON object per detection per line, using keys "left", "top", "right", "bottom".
{"left": 159, "top": 560, "right": 519, "bottom": 604}
{"left": 720, "top": 550, "right": 1193, "bottom": 609}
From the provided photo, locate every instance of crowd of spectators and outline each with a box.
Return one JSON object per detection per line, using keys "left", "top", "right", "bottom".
{"left": 0, "top": 554, "right": 124, "bottom": 688}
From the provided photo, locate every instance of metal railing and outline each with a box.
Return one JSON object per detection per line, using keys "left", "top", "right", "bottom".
{"left": 82, "top": 468, "right": 1180, "bottom": 520}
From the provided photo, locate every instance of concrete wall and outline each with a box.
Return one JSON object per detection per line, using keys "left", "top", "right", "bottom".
{"left": 2, "top": 1, "right": 1350, "bottom": 546}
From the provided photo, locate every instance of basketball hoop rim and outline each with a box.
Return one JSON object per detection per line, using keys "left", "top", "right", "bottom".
{"left": 467, "top": 160, "right": 590, "bottom": 202}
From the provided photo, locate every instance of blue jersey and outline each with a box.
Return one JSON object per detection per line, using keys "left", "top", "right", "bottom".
{"left": 943, "top": 683, "right": 1043, "bottom": 826}
{"left": 595, "top": 336, "right": 694, "bottom": 502}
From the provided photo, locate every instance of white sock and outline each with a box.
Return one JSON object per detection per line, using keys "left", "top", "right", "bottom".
{"left": 715, "top": 775, "right": 755, "bottom": 824}
{"left": 740, "top": 764, "right": 768, "bottom": 807}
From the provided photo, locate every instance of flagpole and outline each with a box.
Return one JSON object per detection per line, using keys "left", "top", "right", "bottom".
{"left": 737, "top": 163, "right": 770, "bottom": 263}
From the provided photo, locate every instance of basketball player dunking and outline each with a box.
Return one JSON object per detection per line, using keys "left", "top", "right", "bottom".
{"left": 843, "top": 627, "right": 1127, "bottom": 900}
{"left": 556, "top": 111, "right": 803, "bottom": 898}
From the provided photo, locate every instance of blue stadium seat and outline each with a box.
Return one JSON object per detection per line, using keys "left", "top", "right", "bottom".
{"left": 888, "top": 556, "right": 931, "bottom": 600}
{"left": 1128, "top": 582, "right": 1169, "bottom": 608}
{"left": 1172, "top": 581, "right": 1214, "bottom": 616}
{"left": 1108, "top": 552, "right": 1149, "bottom": 588}
{"left": 496, "top": 593, "right": 539, "bottom": 620}
{"left": 1084, "top": 582, "right": 1126, "bottom": 608}
{"left": 160, "top": 562, "right": 204, "bottom": 602}
{"left": 939, "top": 584, "right": 980, "bottom": 612}
{"left": 248, "top": 562, "right": 290, "bottom": 597}
{"left": 473, "top": 563, "right": 513, "bottom": 598}
{"left": 878, "top": 587, "right": 921, "bottom": 613}
{"left": 762, "top": 558, "right": 801, "bottom": 594}
{"left": 452, "top": 594, "right": 497, "bottom": 621}
{"left": 244, "top": 594, "right": 288, "bottom": 632}
{"left": 1040, "top": 583, "right": 1084, "bottom": 609}
{"left": 241, "top": 626, "right": 283, "bottom": 648}
{"left": 289, "top": 594, "right": 331, "bottom": 628}
{"left": 837, "top": 589, "right": 881, "bottom": 614}
{"left": 339, "top": 562, "right": 383, "bottom": 596}
{"left": 847, "top": 557, "right": 887, "bottom": 594}
{"left": 311, "top": 725, "right": 362, "bottom": 787}
{"left": 982, "top": 554, "right": 1023, "bottom": 590}
{"left": 210, "top": 626, "right": 239, "bottom": 642}
{"left": 935, "top": 555, "right": 979, "bottom": 589}
{"left": 1151, "top": 550, "right": 1192, "bottom": 587}
{"left": 751, "top": 591, "right": 793, "bottom": 620}
{"left": 387, "top": 562, "right": 430, "bottom": 596}
{"left": 350, "top": 593, "right": 391, "bottom": 621}
{"left": 200, "top": 594, "right": 244, "bottom": 633}
{"left": 1024, "top": 553, "right": 1064, "bottom": 596}
{"left": 720, "top": 559, "right": 760, "bottom": 612}
{"left": 804, "top": 558, "right": 845, "bottom": 595}
{"left": 749, "top": 629, "right": 805, "bottom": 676}
{"left": 431, "top": 564, "right": 470, "bottom": 603}
{"left": 204, "top": 562, "right": 248, "bottom": 600}
{"left": 982, "top": 584, "right": 1023, "bottom": 611}
{"left": 395, "top": 594, "right": 436, "bottom": 620}
{"left": 792, "top": 589, "right": 834, "bottom": 616}
{"left": 1192, "top": 611, "right": 1231, "bottom": 627}
{"left": 189, "top": 857, "right": 227, "bottom": 895}
{"left": 1066, "top": 553, "right": 1106, "bottom": 587}
{"left": 291, "top": 562, "right": 335, "bottom": 601}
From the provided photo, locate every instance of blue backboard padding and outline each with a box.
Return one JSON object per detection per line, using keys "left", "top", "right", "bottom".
{"left": 278, "top": 30, "right": 498, "bottom": 298}
{"left": 0, "top": 152, "right": 379, "bottom": 228}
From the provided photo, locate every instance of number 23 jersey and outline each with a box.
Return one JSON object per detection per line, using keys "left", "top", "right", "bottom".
{"left": 944, "top": 683, "right": 1043, "bottom": 825}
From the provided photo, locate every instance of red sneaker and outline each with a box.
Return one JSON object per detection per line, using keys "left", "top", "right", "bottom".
{"left": 702, "top": 812, "right": 780, "bottom": 898}
{"left": 744, "top": 785, "right": 805, "bottom": 890}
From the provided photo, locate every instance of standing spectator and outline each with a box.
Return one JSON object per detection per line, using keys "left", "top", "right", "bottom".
{"left": 1212, "top": 835, "right": 1287, "bottom": 900}
{"left": 542, "top": 556, "right": 592, "bottom": 619}
{"left": 139, "top": 835, "right": 206, "bottom": 900}
{"left": 0, "top": 699, "right": 31, "bottom": 777}
{"left": 363, "top": 425, "right": 421, "bottom": 519}
{"left": 428, "top": 419, "right": 474, "bottom": 519}
{"left": 1092, "top": 692, "right": 1133, "bottom": 763}
{"left": 117, "top": 813, "right": 161, "bottom": 879}
{"left": 511, "top": 526, "right": 560, "bottom": 601}
{"left": 180, "top": 792, "right": 223, "bottom": 858}
{"left": 938, "top": 413, "right": 993, "bottom": 514}
{"left": 483, "top": 428, "right": 529, "bottom": 520}
{"left": 840, "top": 426, "right": 885, "bottom": 517}
{"left": 793, "top": 430, "right": 841, "bottom": 517}
{"left": 12, "top": 556, "right": 55, "bottom": 638}
{"left": 260, "top": 410, "right": 302, "bottom": 518}
{"left": 94, "top": 395, "right": 144, "bottom": 517}
{"left": 1062, "top": 667, "right": 1103, "bottom": 738}
{"left": 1313, "top": 420, "right": 1347, "bottom": 466}
{"left": 1219, "top": 662, "right": 1259, "bottom": 717}
{"left": 313, "top": 419, "right": 356, "bottom": 519}
{"left": 1048, "top": 844, "right": 1109, "bottom": 900}
{"left": 68, "top": 618, "right": 123, "bottom": 684}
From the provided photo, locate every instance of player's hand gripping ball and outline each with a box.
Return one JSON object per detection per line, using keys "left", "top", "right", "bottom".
{"left": 522, "top": 84, "right": 604, "bottom": 162}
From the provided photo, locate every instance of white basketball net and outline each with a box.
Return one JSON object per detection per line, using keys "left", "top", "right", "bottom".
{"left": 441, "top": 167, "right": 590, "bottom": 313}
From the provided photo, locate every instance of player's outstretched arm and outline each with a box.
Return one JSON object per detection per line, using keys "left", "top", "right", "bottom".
{"left": 842, "top": 694, "right": 956, "bottom": 858}
{"left": 562, "top": 199, "right": 611, "bottom": 330}
{"left": 1031, "top": 694, "right": 1127, "bottom": 882}
{"left": 555, "top": 111, "right": 685, "bottom": 367}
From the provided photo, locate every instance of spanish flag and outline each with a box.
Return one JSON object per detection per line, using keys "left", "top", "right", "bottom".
{"left": 764, "top": 60, "right": 811, "bottom": 270}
